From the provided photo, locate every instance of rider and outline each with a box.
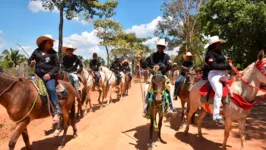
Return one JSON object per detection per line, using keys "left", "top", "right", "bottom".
{"left": 137, "top": 38, "right": 173, "bottom": 118}
{"left": 110, "top": 56, "right": 122, "bottom": 85}
{"left": 89, "top": 53, "right": 101, "bottom": 88}
{"left": 28, "top": 34, "right": 61, "bottom": 124}
{"left": 173, "top": 52, "right": 194, "bottom": 100}
{"left": 121, "top": 60, "right": 132, "bottom": 81}
{"left": 204, "top": 35, "right": 231, "bottom": 125}
{"left": 62, "top": 45, "right": 83, "bottom": 94}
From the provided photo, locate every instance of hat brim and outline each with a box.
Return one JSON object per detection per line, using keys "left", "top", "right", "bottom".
{"left": 183, "top": 55, "right": 195, "bottom": 60}
{"left": 204, "top": 39, "right": 225, "bottom": 49}
{"left": 36, "top": 36, "right": 55, "bottom": 47}
{"left": 62, "top": 47, "right": 77, "bottom": 54}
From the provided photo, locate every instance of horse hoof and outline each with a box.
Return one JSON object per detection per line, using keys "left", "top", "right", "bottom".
{"left": 184, "top": 130, "right": 188, "bottom": 136}
{"left": 73, "top": 133, "right": 78, "bottom": 138}
{"left": 148, "top": 144, "right": 152, "bottom": 150}
{"left": 59, "top": 146, "right": 64, "bottom": 149}
{"left": 157, "top": 138, "right": 167, "bottom": 144}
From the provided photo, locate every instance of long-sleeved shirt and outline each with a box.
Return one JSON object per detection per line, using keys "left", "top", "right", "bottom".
{"left": 205, "top": 50, "right": 231, "bottom": 70}
{"left": 121, "top": 65, "right": 131, "bottom": 72}
{"left": 110, "top": 60, "right": 121, "bottom": 72}
{"left": 28, "top": 48, "right": 59, "bottom": 78}
{"left": 89, "top": 59, "right": 101, "bottom": 71}
{"left": 141, "top": 51, "right": 172, "bottom": 74}
{"left": 181, "top": 61, "right": 194, "bottom": 76}
{"left": 63, "top": 55, "right": 83, "bottom": 74}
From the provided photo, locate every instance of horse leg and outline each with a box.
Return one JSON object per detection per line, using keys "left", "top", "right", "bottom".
{"left": 180, "top": 99, "right": 185, "bottom": 128}
{"left": 9, "top": 119, "right": 29, "bottom": 150}
{"left": 238, "top": 118, "right": 246, "bottom": 150}
{"left": 148, "top": 118, "right": 153, "bottom": 150}
{"left": 197, "top": 109, "right": 207, "bottom": 138}
{"left": 185, "top": 106, "right": 198, "bottom": 135}
{"left": 70, "top": 100, "right": 78, "bottom": 138}
{"left": 157, "top": 115, "right": 166, "bottom": 144}
{"left": 98, "top": 89, "right": 102, "bottom": 105}
{"left": 22, "top": 128, "right": 31, "bottom": 150}
{"left": 60, "top": 113, "right": 70, "bottom": 148}
{"left": 222, "top": 119, "right": 232, "bottom": 150}
{"left": 84, "top": 91, "right": 91, "bottom": 115}
{"left": 77, "top": 92, "right": 83, "bottom": 117}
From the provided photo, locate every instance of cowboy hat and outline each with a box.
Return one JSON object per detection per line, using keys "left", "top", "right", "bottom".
{"left": 156, "top": 39, "right": 167, "bottom": 47}
{"left": 36, "top": 34, "right": 55, "bottom": 47}
{"left": 62, "top": 45, "right": 77, "bottom": 54}
{"left": 183, "top": 52, "right": 195, "bottom": 60}
{"left": 204, "top": 35, "right": 226, "bottom": 49}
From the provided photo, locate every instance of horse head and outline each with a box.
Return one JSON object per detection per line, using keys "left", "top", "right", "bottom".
{"left": 151, "top": 74, "right": 166, "bottom": 101}
{"left": 186, "top": 68, "right": 197, "bottom": 90}
{"left": 253, "top": 50, "right": 266, "bottom": 85}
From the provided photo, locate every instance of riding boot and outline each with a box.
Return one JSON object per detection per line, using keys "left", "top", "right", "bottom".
{"left": 52, "top": 104, "right": 62, "bottom": 124}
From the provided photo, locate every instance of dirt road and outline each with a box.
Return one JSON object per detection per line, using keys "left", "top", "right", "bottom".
{"left": 0, "top": 79, "right": 266, "bottom": 150}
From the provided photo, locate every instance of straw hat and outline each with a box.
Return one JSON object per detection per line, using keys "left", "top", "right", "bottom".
{"left": 36, "top": 34, "right": 55, "bottom": 47}
{"left": 204, "top": 35, "right": 226, "bottom": 49}
{"left": 156, "top": 39, "right": 167, "bottom": 47}
{"left": 183, "top": 52, "right": 195, "bottom": 60}
{"left": 62, "top": 45, "right": 77, "bottom": 54}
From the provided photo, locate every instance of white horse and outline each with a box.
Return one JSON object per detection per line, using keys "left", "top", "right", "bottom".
{"left": 100, "top": 66, "right": 126, "bottom": 105}
{"left": 185, "top": 50, "right": 266, "bottom": 150}
{"left": 81, "top": 68, "right": 106, "bottom": 113}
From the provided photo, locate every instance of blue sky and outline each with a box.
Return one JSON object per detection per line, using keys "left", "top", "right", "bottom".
{"left": 0, "top": 0, "right": 175, "bottom": 59}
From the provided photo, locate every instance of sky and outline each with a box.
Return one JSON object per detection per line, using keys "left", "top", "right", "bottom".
{"left": 0, "top": 0, "right": 177, "bottom": 60}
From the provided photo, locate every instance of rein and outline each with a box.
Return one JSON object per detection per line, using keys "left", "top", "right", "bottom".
{"left": 229, "top": 61, "right": 266, "bottom": 105}
{"left": 0, "top": 79, "right": 20, "bottom": 97}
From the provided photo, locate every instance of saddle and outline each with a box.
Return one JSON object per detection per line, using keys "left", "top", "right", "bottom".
{"left": 29, "top": 75, "right": 68, "bottom": 101}
{"left": 198, "top": 76, "right": 233, "bottom": 104}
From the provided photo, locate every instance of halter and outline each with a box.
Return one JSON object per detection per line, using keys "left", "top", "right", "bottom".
{"left": 229, "top": 60, "right": 266, "bottom": 105}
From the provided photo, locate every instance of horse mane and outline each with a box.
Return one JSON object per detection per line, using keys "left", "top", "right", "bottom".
{"left": 100, "top": 66, "right": 112, "bottom": 74}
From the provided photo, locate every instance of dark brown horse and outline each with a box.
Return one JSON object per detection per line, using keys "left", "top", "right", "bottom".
{"left": 0, "top": 69, "right": 77, "bottom": 150}
{"left": 123, "top": 71, "right": 131, "bottom": 96}
{"left": 178, "top": 68, "right": 197, "bottom": 127}
{"left": 148, "top": 74, "right": 168, "bottom": 150}
{"left": 56, "top": 71, "right": 87, "bottom": 117}
{"left": 144, "top": 69, "right": 151, "bottom": 83}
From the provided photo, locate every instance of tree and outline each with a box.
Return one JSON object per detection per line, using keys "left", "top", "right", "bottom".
{"left": 198, "top": 0, "right": 266, "bottom": 68}
{"left": 93, "top": 0, "right": 120, "bottom": 67}
{"left": 2, "top": 48, "right": 27, "bottom": 68}
{"left": 35, "top": 0, "right": 103, "bottom": 60}
{"left": 155, "top": 0, "right": 205, "bottom": 66}
{"left": 111, "top": 31, "right": 152, "bottom": 73}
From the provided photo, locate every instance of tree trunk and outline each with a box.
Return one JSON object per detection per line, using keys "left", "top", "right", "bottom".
{"left": 105, "top": 45, "right": 110, "bottom": 68}
{"left": 58, "top": 4, "right": 64, "bottom": 62}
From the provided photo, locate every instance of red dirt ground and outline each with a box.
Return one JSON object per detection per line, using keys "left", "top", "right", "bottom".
{"left": 0, "top": 78, "right": 266, "bottom": 150}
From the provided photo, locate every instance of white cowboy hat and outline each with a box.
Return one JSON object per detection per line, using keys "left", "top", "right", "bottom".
{"left": 62, "top": 45, "right": 77, "bottom": 54}
{"left": 156, "top": 39, "right": 167, "bottom": 47}
{"left": 183, "top": 52, "right": 195, "bottom": 59}
{"left": 204, "top": 35, "right": 226, "bottom": 49}
{"left": 36, "top": 34, "right": 55, "bottom": 47}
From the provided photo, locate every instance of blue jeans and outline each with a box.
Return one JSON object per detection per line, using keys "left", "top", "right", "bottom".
{"left": 174, "top": 75, "right": 184, "bottom": 96}
{"left": 43, "top": 78, "right": 62, "bottom": 115}
{"left": 69, "top": 73, "right": 79, "bottom": 93}
{"left": 94, "top": 71, "right": 100, "bottom": 85}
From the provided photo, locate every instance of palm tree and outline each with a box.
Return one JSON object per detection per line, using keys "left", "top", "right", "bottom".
{"left": 2, "top": 48, "right": 27, "bottom": 68}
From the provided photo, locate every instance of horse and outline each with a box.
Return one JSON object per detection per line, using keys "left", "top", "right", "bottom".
{"left": 81, "top": 68, "right": 106, "bottom": 112}
{"left": 147, "top": 73, "right": 169, "bottom": 150}
{"left": 123, "top": 71, "right": 131, "bottom": 96}
{"left": 165, "top": 68, "right": 179, "bottom": 85}
{"left": 185, "top": 50, "right": 266, "bottom": 150}
{"left": 0, "top": 70, "right": 77, "bottom": 150}
{"left": 144, "top": 69, "right": 151, "bottom": 83}
{"left": 56, "top": 71, "right": 87, "bottom": 118}
{"left": 100, "top": 66, "right": 126, "bottom": 105}
{"left": 178, "top": 68, "right": 197, "bottom": 127}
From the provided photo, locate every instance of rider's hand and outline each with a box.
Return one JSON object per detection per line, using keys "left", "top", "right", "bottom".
{"left": 30, "top": 60, "right": 36, "bottom": 67}
{"left": 154, "top": 65, "right": 160, "bottom": 70}
{"left": 43, "top": 74, "right": 51, "bottom": 80}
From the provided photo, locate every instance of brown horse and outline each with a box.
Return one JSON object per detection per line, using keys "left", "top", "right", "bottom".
{"left": 56, "top": 71, "right": 87, "bottom": 117}
{"left": 144, "top": 69, "right": 151, "bottom": 83}
{"left": 0, "top": 70, "right": 77, "bottom": 150}
{"left": 123, "top": 71, "right": 131, "bottom": 96}
{"left": 185, "top": 50, "right": 266, "bottom": 150}
{"left": 148, "top": 73, "right": 168, "bottom": 150}
{"left": 178, "top": 68, "right": 197, "bottom": 127}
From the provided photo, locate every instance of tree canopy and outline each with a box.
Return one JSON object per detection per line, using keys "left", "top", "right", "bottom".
{"left": 198, "top": 0, "right": 266, "bottom": 68}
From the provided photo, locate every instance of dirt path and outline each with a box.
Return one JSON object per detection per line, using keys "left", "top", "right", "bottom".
{"left": 0, "top": 79, "right": 266, "bottom": 150}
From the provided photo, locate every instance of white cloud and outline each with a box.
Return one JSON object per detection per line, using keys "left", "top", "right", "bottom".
{"left": 142, "top": 37, "right": 159, "bottom": 47}
{"left": 18, "top": 46, "right": 35, "bottom": 56}
{"left": 28, "top": 0, "right": 58, "bottom": 13}
{"left": 125, "top": 16, "right": 162, "bottom": 37}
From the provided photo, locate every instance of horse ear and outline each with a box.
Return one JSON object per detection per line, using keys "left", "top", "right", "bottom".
{"left": 258, "top": 49, "right": 264, "bottom": 62}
